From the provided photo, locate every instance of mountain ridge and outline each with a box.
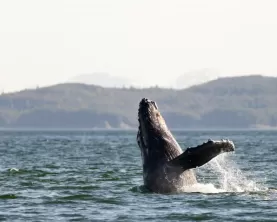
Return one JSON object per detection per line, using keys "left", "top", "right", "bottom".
{"left": 0, "top": 75, "right": 276, "bottom": 129}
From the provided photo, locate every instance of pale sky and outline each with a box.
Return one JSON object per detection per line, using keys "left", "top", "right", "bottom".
{"left": 1, "top": 0, "right": 277, "bottom": 92}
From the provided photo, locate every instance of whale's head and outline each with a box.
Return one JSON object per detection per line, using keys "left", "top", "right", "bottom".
{"left": 137, "top": 98, "right": 182, "bottom": 162}
{"left": 138, "top": 98, "right": 166, "bottom": 134}
{"left": 138, "top": 98, "right": 166, "bottom": 147}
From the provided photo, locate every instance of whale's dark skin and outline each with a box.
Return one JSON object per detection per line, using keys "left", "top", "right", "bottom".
{"left": 137, "top": 98, "right": 235, "bottom": 193}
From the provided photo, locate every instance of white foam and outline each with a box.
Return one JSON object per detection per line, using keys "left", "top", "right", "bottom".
{"left": 9, "top": 168, "right": 19, "bottom": 172}
{"left": 180, "top": 183, "right": 224, "bottom": 193}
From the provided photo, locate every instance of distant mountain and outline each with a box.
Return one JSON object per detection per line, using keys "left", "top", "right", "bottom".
{"left": 0, "top": 75, "right": 277, "bottom": 129}
{"left": 174, "top": 69, "right": 217, "bottom": 89}
{"left": 67, "top": 73, "right": 135, "bottom": 88}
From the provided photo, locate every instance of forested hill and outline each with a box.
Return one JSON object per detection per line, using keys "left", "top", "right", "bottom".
{"left": 0, "top": 75, "right": 277, "bottom": 129}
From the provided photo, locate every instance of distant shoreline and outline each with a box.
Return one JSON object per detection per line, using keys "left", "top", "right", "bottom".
{"left": 0, "top": 75, "right": 277, "bottom": 129}
{"left": 0, "top": 127, "right": 276, "bottom": 131}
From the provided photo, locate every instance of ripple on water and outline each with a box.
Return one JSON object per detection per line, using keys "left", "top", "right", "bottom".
{"left": 0, "top": 194, "right": 17, "bottom": 199}
{"left": 48, "top": 185, "right": 100, "bottom": 191}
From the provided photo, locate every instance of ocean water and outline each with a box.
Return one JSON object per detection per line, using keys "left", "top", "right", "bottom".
{"left": 0, "top": 129, "right": 276, "bottom": 221}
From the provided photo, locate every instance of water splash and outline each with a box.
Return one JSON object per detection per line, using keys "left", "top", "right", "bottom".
{"left": 210, "top": 154, "right": 266, "bottom": 192}
{"left": 179, "top": 153, "right": 268, "bottom": 194}
{"left": 197, "top": 153, "right": 267, "bottom": 193}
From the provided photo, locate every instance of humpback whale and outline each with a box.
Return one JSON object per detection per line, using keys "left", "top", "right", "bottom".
{"left": 137, "top": 98, "right": 235, "bottom": 193}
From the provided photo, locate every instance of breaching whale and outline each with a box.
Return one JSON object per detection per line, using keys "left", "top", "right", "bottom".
{"left": 137, "top": 98, "right": 235, "bottom": 193}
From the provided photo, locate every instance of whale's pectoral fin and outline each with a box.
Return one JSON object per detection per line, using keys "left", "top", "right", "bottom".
{"left": 168, "top": 139, "right": 235, "bottom": 170}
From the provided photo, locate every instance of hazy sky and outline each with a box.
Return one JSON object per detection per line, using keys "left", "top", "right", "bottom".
{"left": 1, "top": 0, "right": 277, "bottom": 92}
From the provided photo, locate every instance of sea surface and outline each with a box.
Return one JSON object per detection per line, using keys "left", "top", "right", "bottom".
{"left": 0, "top": 129, "right": 276, "bottom": 221}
